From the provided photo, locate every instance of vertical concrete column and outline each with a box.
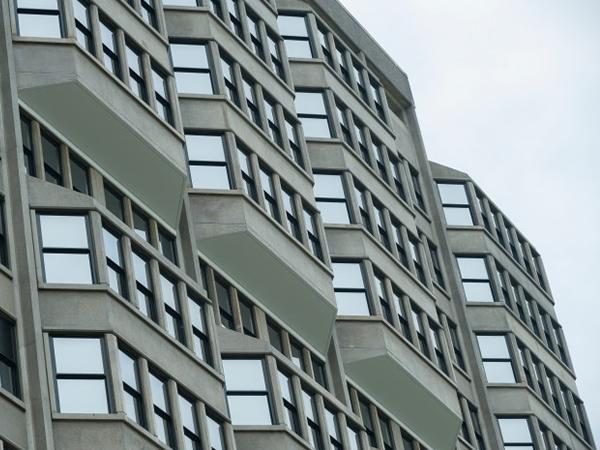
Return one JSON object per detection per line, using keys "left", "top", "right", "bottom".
{"left": 121, "top": 236, "right": 139, "bottom": 308}
{"left": 89, "top": 5, "right": 103, "bottom": 60}
{"left": 363, "top": 260, "right": 382, "bottom": 317}
{"left": 105, "top": 333, "right": 124, "bottom": 414}
{"left": 137, "top": 357, "right": 157, "bottom": 436}
{"left": 149, "top": 258, "right": 166, "bottom": 328}
{"left": 224, "top": 132, "right": 243, "bottom": 190}
{"left": 178, "top": 282, "right": 194, "bottom": 353}
{"left": 59, "top": 143, "right": 71, "bottom": 189}
{"left": 167, "top": 379, "right": 185, "bottom": 450}
{"left": 90, "top": 210, "right": 108, "bottom": 285}
{"left": 464, "top": 181, "right": 482, "bottom": 227}
{"left": 30, "top": 121, "right": 45, "bottom": 179}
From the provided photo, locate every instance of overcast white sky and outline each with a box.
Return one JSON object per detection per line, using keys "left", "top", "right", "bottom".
{"left": 340, "top": 0, "right": 600, "bottom": 441}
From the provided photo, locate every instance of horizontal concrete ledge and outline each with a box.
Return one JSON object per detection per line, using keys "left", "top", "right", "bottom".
{"left": 0, "top": 391, "right": 27, "bottom": 449}
{"left": 190, "top": 191, "right": 336, "bottom": 354}
{"left": 233, "top": 425, "right": 312, "bottom": 450}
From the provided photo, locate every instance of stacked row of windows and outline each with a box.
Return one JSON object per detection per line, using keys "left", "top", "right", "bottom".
{"left": 476, "top": 333, "right": 592, "bottom": 445}
{"left": 49, "top": 335, "right": 227, "bottom": 449}
{"left": 222, "top": 357, "right": 363, "bottom": 450}
{"left": 457, "top": 396, "right": 486, "bottom": 450}
{"left": 332, "top": 260, "right": 451, "bottom": 376}
{"left": 20, "top": 113, "right": 179, "bottom": 266}
{"left": 72, "top": 1, "right": 174, "bottom": 123}
{"left": 0, "top": 313, "right": 19, "bottom": 398}
{"left": 456, "top": 255, "right": 569, "bottom": 367}
{"left": 516, "top": 341, "right": 592, "bottom": 444}
{"left": 315, "top": 173, "right": 439, "bottom": 288}
{"left": 171, "top": 42, "right": 306, "bottom": 169}
{"left": 437, "top": 182, "right": 549, "bottom": 293}
{"left": 277, "top": 13, "right": 389, "bottom": 124}
{"left": 199, "top": 259, "right": 330, "bottom": 390}
{"left": 165, "top": 0, "right": 287, "bottom": 82}
{"left": 122, "top": 0, "right": 159, "bottom": 30}
{"left": 347, "top": 383, "right": 431, "bottom": 450}
{"left": 498, "top": 416, "right": 576, "bottom": 450}
{"left": 37, "top": 211, "right": 213, "bottom": 366}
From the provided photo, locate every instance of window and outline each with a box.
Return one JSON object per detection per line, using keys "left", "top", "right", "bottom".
{"left": 354, "top": 183, "right": 372, "bottom": 232}
{"left": 0, "top": 315, "right": 19, "bottom": 397}
{"left": 104, "top": 183, "right": 125, "bottom": 221}
{"left": 469, "top": 403, "right": 486, "bottom": 450}
{"left": 238, "top": 295, "right": 256, "bottom": 337}
{"left": 373, "top": 202, "right": 390, "bottom": 250}
{"left": 447, "top": 319, "right": 466, "bottom": 370}
{"left": 215, "top": 277, "right": 234, "bottom": 329}
{"left": 149, "top": 371, "right": 175, "bottom": 447}
{"left": 282, "top": 187, "right": 301, "bottom": 241}
{"left": 246, "top": 12, "right": 264, "bottom": 59}
{"left": 372, "top": 138, "right": 388, "bottom": 180}
{"left": 223, "top": 359, "right": 272, "bottom": 425}
{"left": 267, "top": 320, "right": 284, "bottom": 353}
{"left": 290, "top": 338, "right": 304, "bottom": 369}
{"left": 226, "top": 0, "right": 243, "bottom": 38}
{"left": 347, "top": 425, "right": 362, "bottom": 450}
{"left": 353, "top": 119, "right": 371, "bottom": 164}
{"left": 39, "top": 214, "right": 93, "bottom": 284}
{"left": 409, "top": 167, "right": 426, "bottom": 211}
{"left": 391, "top": 220, "right": 408, "bottom": 267}
{"left": 16, "top": 0, "right": 62, "bottom": 38}
{"left": 390, "top": 156, "right": 407, "bottom": 200}
{"left": 52, "top": 337, "right": 108, "bottom": 413}
{"left": 119, "top": 348, "right": 144, "bottom": 426}
{"left": 73, "top": 0, "right": 93, "bottom": 52}
{"left": 237, "top": 145, "right": 257, "bottom": 201}
{"left": 437, "top": 183, "right": 473, "bottom": 226}
{"left": 498, "top": 417, "right": 533, "bottom": 449}
{"left": 428, "top": 241, "right": 445, "bottom": 287}
{"left": 126, "top": 42, "right": 147, "bottom": 101}
{"left": 359, "top": 397, "right": 376, "bottom": 447}
{"left": 179, "top": 393, "right": 201, "bottom": 449}
{"left": 374, "top": 272, "right": 393, "bottom": 323}
{"left": 411, "top": 305, "right": 430, "bottom": 358}
{"left": 325, "top": 408, "right": 343, "bottom": 449}
{"left": 21, "top": 115, "right": 35, "bottom": 176}
{"left": 171, "top": 43, "right": 214, "bottom": 95}
{"left": 160, "top": 273, "right": 185, "bottom": 343}
{"left": 336, "top": 103, "right": 352, "bottom": 146}
{"left": 295, "top": 91, "right": 332, "bottom": 138}
{"left": 102, "top": 226, "right": 128, "bottom": 298}
{"left": 140, "top": 0, "right": 157, "bottom": 29}
{"left": 100, "top": 18, "right": 120, "bottom": 77}
{"left": 131, "top": 207, "right": 150, "bottom": 242}
{"left": 477, "top": 335, "right": 515, "bottom": 383}
{"left": 392, "top": 287, "right": 410, "bottom": 339}
{"left": 264, "top": 96, "right": 283, "bottom": 147}
{"left": 408, "top": 236, "right": 426, "bottom": 284}
{"left": 312, "top": 358, "right": 328, "bottom": 389}
{"left": 69, "top": 154, "right": 90, "bottom": 195}
{"left": 0, "top": 202, "right": 8, "bottom": 267}
{"left": 267, "top": 32, "right": 285, "bottom": 78}
{"left": 313, "top": 173, "right": 350, "bottom": 224}
{"left": 220, "top": 56, "right": 239, "bottom": 106}
{"left": 353, "top": 61, "right": 368, "bottom": 102}
{"left": 259, "top": 166, "right": 280, "bottom": 223}
{"left": 41, "top": 131, "right": 63, "bottom": 185}
{"left": 370, "top": 78, "right": 386, "bottom": 120}
{"left": 242, "top": 74, "right": 261, "bottom": 125}
{"left": 379, "top": 414, "right": 394, "bottom": 450}
{"left": 332, "top": 262, "right": 370, "bottom": 316}
{"left": 429, "top": 322, "right": 447, "bottom": 373}
{"left": 188, "top": 295, "right": 211, "bottom": 363}
{"left": 284, "top": 118, "right": 303, "bottom": 166}
{"left": 278, "top": 15, "right": 313, "bottom": 58}
{"left": 303, "top": 390, "right": 323, "bottom": 449}
{"left": 152, "top": 67, "right": 173, "bottom": 124}
{"left": 335, "top": 43, "right": 351, "bottom": 85}
{"left": 186, "top": 134, "right": 231, "bottom": 189}
{"left": 316, "top": 24, "right": 333, "bottom": 65}
{"left": 303, "top": 206, "right": 323, "bottom": 260}
{"left": 158, "top": 226, "right": 178, "bottom": 265}
{"left": 457, "top": 257, "right": 494, "bottom": 302}
{"left": 132, "top": 249, "right": 155, "bottom": 320}
{"left": 278, "top": 370, "right": 301, "bottom": 435}
{"left": 207, "top": 414, "right": 225, "bottom": 450}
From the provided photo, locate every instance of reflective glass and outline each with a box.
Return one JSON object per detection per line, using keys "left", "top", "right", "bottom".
{"left": 40, "top": 215, "right": 88, "bottom": 248}
{"left": 227, "top": 396, "right": 271, "bottom": 425}
{"left": 190, "top": 166, "right": 230, "bottom": 189}
{"left": 43, "top": 253, "right": 92, "bottom": 284}
{"left": 53, "top": 338, "right": 104, "bottom": 374}
{"left": 332, "top": 263, "right": 364, "bottom": 289}
{"left": 283, "top": 40, "right": 312, "bottom": 58}
{"left": 223, "top": 359, "right": 265, "bottom": 390}
{"left": 295, "top": 92, "right": 326, "bottom": 115}
{"left": 171, "top": 44, "right": 209, "bottom": 68}
{"left": 207, "top": 416, "right": 224, "bottom": 450}
{"left": 119, "top": 350, "right": 138, "bottom": 389}
{"left": 483, "top": 361, "right": 516, "bottom": 383}
{"left": 102, "top": 228, "right": 120, "bottom": 262}
{"left": 477, "top": 335, "right": 510, "bottom": 359}
{"left": 462, "top": 281, "right": 494, "bottom": 302}
{"left": 278, "top": 15, "right": 309, "bottom": 37}
{"left": 300, "top": 118, "right": 331, "bottom": 138}
{"left": 319, "top": 202, "right": 349, "bottom": 224}
{"left": 336, "top": 292, "right": 370, "bottom": 316}
{"left": 498, "top": 418, "right": 532, "bottom": 444}
{"left": 438, "top": 183, "right": 468, "bottom": 204}
{"left": 444, "top": 207, "right": 473, "bottom": 226}
{"left": 314, "top": 174, "right": 344, "bottom": 198}
{"left": 186, "top": 135, "right": 225, "bottom": 161}
{"left": 18, "top": 14, "right": 61, "bottom": 38}
{"left": 457, "top": 257, "right": 488, "bottom": 279}
{"left": 175, "top": 72, "right": 213, "bottom": 95}
{"left": 57, "top": 379, "right": 108, "bottom": 413}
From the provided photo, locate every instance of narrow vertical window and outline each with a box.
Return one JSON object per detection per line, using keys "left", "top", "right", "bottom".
{"left": 171, "top": 44, "right": 214, "bottom": 95}
{"left": 158, "top": 226, "right": 178, "bottom": 265}
{"left": 0, "top": 315, "right": 19, "bottom": 397}
{"left": 186, "top": 134, "right": 231, "bottom": 189}
{"left": 316, "top": 24, "right": 333, "bottom": 66}
{"left": 335, "top": 43, "right": 351, "bottom": 85}
{"left": 207, "top": 414, "right": 225, "bottom": 450}
{"left": 246, "top": 12, "right": 264, "bottom": 59}
{"left": 447, "top": 319, "right": 466, "bottom": 370}
{"left": 303, "top": 390, "right": 323, "bottom": 449}
{"left": 390, "top": 155, "right": 407, "bottom": 200}
{"left": 188, "top": 295, "right": 211, "bottom": 363}
{"left": 392, "top": 287, "right": 410, "bottom": 339}
{"left": 267, "top": 32, "right": 285, "bottom": 78}
{"left": 409, "top": 236, "right": 426, "bottom": 284}
{"left": 295, "top": 91, "right": 332, "bottom": 138}
{"left": 100, "top": 18, "right": 120, "bottom": 77}
{"left": 223, "top": 359, "right": 272, "bottom": 425}
{"left": 313, "top": 173, "right": 349, "bottom": 224}
{"left": 428, "top": 240, "right": 445, "bottom": 287}
{"left": 282, "top": 187, "right": 302, "bottom": 241}
{"left": 264, "top": 96, "right": 283, "bottom": 147}
{"left": 372, "top": 138, "right": 388, "bottom": 180}
{"left": 303, "top": 206, "right": 323, "bottom": 260}
{"left": 242, "top": 74, "right": 261, "bottom": 126}
{"left": 220, "top": 56, "right": 240, "bottom": 106}
{"left": 20, "top": 115, "right": 36, "bottom": 176}
{"left": 336, "top": 103, "right": 352, "bottom": 146}
{"left": 39, "top": 214, "right": 93, "bottom": 284}
{"left": 278, "top": 15, "right": 313, "bottom": 58}
{"left": 411, "top": 305, "right": 430, "bottom": 358}
{"left": 226, "top": 0, "right": 244, "bottom": 39}
{"left": 238, "top": 295, "right": 256, "bottom": 337}
{"left": 52, "top": 337, "right": 108, "bottom": 413}
{"left": 0, "top": 201, "right": 9, "bottom": 267}
{"left": 437, "top": 183, "right": 473, "bottom": 226}
{"left": 284, "top": 118, "right": 303, "bottom": 167}
{"left": 149, "top": 371, "right": 175, "bottom": 447}
{"left": 126, "top": 42, "right": 147, "bottom": 102}
{"left": 131, "top": 207, "right": 150, "bottom": 242}
{"left": 215, "top": 277, "right": 234, "bottom": 329}
{"left": 179, "top": 393, "right": 201, "bottom": 449}
{"left": 132, "top": 249, "right": 156, "bottom": 320}
{"left": 16, "top": 0, "right": 62, "bottom": 38}
{"left": 278, "top": 370, "right": 301, "bottom": 435}
{"left": 73, "top": 0, "right": 93, "bottom": 53}
{"left": 429, "top": 321, "right": 448, "bottom": 373}
{"left": 102, "top": 226, "right": 128, "bottom": 299}
{"left": 140, "top": 0, "right": 158, "bottom": 29}
{"left": 476, "top": 335, "right": 516, "bottom": 383}
{"left": 457, "top": 256, "right": 495, "bottom": 302}
{"left": 325, "top": 408, "right": 343, "bottom": 449}
{"left": 332, "top": 262, "right": 370, "bottom": 316}
{"left": 152, "top": 67, "right": 173, "bottom": 124}
{"left": 370, "top": 78, "right": 386, "bottom": 120}
{"left": 352, "top": 61, "right": 368, "bottom": 102}
{"left": 373, "top": 202, "right": 390, "bottom": 250}
{"left": 379, "top": 414, "right": 395, "bottom": 450}
{"left": 119, "top": 347, "right": 145, "bottom": 426}
{"left": 352, "top": 119, "right": 371, "bottom": 164}
{"left": 409, "top": 167, "right": 426, "bottom": 211}
{"left": 160, "top": 273, "right": 185, "bottom": 343}
{"left": 359, "top": 398, "right": 376, "bottom": 447}
{"left": 237, "top": 145, "right": 258, "bottom": 201}
{"left": 497, "top": 417, "right": 533, "bottom": 449}
{"left": 354, "top": 183, "right": 372, "bottom": 232}
{"left": 69, "top": 154, "right": 90, "bottom": 195}
{"left": 259, "top": 167, "right": 280, "bottom": 223}
{"left": 391, "top": 221, "right": 408, "bottom": 267}
{"left": 103, "top": 182, "right": 125, "bottom": 221}
{"left": 41, "top": 131, "right": 63, "bottom": 186}
{"left": 374, "top": 272, "right": 392, "bottom": 323}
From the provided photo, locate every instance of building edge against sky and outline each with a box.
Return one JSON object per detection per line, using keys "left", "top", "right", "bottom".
{"left": 0, "top": 0, "right": 595, "bottom": 449}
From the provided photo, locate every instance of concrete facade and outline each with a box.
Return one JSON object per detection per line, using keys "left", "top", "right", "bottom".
{"left": 0, "top": 1, "right": 595, "bottom": 450}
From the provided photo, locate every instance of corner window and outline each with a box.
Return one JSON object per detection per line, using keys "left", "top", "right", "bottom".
{"left": 149, "top": 371, "right": 175, "bottom": 446}
{"left": 188, "top": 295, "right": 211, "bottom": 364}
{"left": 457, "top": 256, "right": 494, "bottom": 302}
{"left": 132, "top": 248, "right": 156, "bottom": 320}
{"left": 99, "top": 17, "right": 120, "bottom": 77}
{"left": 278, "top": 370, "right": 301, "bottom": 435}
{"left": 437, "top": 183, "right": 473, "bottom": 226}
{"left": 102, "top": 226, "right": 128, "bottom": 298}
{"left": 477, "top": 335, "right": 516, "bottom": 383}
{"left": 51, "top": 337, "right": 109, "bottom": 413}
{"left": 152, "top": 66, "right": 173, "bottom": 124}
{"left": 497, "top": 417, "right": 533, "bottom": 449}
{"left": 126, "top": 42, "right": 147, "bottom": 102}
{"left": 223, "top": 359, "right": 272, "bottom": 425}
{"left": 278, "top": 15, "right": 313, "bottom": 58}
{"left": 118, "top": 347, "right": 145, "bottom": 426}
{"left": 186, "top": 134, "right": 231, "bottom": 189}
{"left": 303, "top": 389, "right": 324, "bottom": 449}
{"left": 295, "top": 91, "right": 332, "bottom": 138}
{"left": 0, "top": 314, "right": 19, "bottom": 397}
{"left": 314, "top": 174, "right": 350, "bottom": 224}
{"left": 16, "top": 0, "right": 62, "bottom": 38}
{"left": 242, "top": 74, "right": 261, "bottom": 126}
{"left": 73, "top": 0, "right": 93, "bottom": 53}
{"left": 39, "top": 214, "right": 93, "bottom": 284}
{"left": 171, "top": 43, "right": 214, "bottom": 95}
{"left": 160, "top": 272, "right": 185, "bottom": 343}
{"left": 332, "top": 262, "right": 370, "bottom": 316}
